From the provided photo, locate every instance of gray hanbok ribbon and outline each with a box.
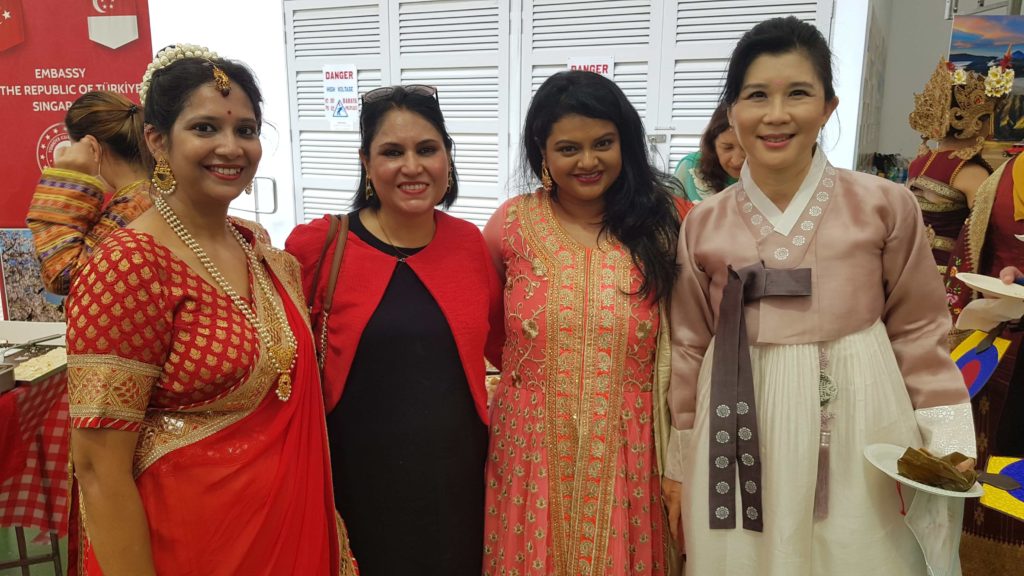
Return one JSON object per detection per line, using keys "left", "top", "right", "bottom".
{"left": 709, "top": 262, "right": 811, "bottom": 531}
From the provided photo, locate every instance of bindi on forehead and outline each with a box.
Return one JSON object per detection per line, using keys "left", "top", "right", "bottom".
{"left": 227, "top": 110, "right": 232, "bottom": 115}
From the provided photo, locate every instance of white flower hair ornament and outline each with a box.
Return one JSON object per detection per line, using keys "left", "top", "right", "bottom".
{"left": 139, "top": 43, "right": 219, "bottom": 106}
{"left": 952, "top": 68, "right": 968, "bottom": 86}
{"left": 985, "top": 46, "right": 1016, "bottom": 98}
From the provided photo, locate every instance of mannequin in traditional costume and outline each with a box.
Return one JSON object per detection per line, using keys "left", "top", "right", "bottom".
{"left": 906, "top": 58, "right": 1008, "bottom": 278}
{"left": 947, "top": 156, "right": 1024, "bottom": 575}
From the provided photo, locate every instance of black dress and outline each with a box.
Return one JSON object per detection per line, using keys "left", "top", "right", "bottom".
{"left": 328, "top": 211, "right": 488, "bottom": 576}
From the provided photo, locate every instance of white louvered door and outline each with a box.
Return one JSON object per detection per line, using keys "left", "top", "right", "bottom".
{"left": 285, "top": 0, "right": 509, "bottom": 226}
{"left": 283, "top": 0, "right": 835, "bottom": 226}
{"left": 388, "top": 0, "right": 511, "bottom": 226}
{"left": 286, "top": 0, "right": 388, "bottom": 221}
{"left": 656, "top": 0, "right": 835, "bottom": 172}
{"left": 516, "top": 0, "right": 670, "bottom": 179}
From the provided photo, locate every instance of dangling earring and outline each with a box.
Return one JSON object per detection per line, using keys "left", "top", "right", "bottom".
{"left": 244, "top": 180, "right": 254, "bottom": 195}
{"left": 540, "top": 160, "right": 553, "bottom": 193}
{"left": 151, "top": 157, "right": 177, "bottom": 196}
{"left": 94, "top": 155, "right": 111, "bottom": 190}
{"left": 365, "top": 176, "right": 376, "bottom": 200}
{"left": 445, "top": 164, "right": 454, "bottom": 196}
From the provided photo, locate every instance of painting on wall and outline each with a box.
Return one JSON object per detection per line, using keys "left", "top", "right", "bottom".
{"left": 0, "top": 229, "right": 64, "bottom": 323}
{"left": 951, "top": 15, "right": 1024, "bottom": 141}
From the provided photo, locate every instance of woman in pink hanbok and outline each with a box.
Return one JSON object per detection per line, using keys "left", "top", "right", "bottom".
{"left": 482, "top": 70, "right": 687, "bottom": 576}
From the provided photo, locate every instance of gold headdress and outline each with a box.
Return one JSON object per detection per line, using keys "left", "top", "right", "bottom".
{"left": 909, "top": 53, "right": 1015, "bottom": 160}
{"left": 139, "top": 43, "right": 220, "bottom": 106}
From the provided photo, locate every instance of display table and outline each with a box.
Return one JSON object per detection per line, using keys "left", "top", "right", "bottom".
{"left": 0, "top": 321, "right": 68, "bottom": 573}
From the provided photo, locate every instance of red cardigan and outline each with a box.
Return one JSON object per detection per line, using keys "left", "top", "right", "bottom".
{"left": 285, "top": 211, "right": 504, "bottom": 421}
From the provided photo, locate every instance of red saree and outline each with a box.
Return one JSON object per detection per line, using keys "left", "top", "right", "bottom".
{"left": 66, "top": 223, "right": 354, "bottom": 575}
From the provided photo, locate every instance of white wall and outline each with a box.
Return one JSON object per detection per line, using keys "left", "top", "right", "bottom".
{"left": 827, "top": 0, "right": 869, "bottom": 169}
{"left": 877, "top": 0, "right": 952, "bottom": 157}
{"left": 149, "top": 0, "right": 294, "bottom": 246}
{"left": 853, "top": 0, "right": 893, "bottom": 169}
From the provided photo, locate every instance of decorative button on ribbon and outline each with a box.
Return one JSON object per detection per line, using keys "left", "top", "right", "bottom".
{"left": 708, "top": 261, "right": 812, "bottom": 531}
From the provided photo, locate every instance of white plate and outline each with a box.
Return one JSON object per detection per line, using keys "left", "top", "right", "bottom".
{"left": 863, "top": 443, "right": 983, "bottom": 498}
{"left": 953, "top": 272, "right": 1024, "bottom": 300}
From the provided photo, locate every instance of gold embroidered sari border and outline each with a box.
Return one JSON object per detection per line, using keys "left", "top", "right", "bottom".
{"left": 967, "top": 161, "right": 1002, "bottom": 277}
{"left": 67, "top": 353, "right": 162, "bottom": 376}
{"left": 132, "top": 410, "right": 251, "bottom": 477}
{"left": 909, "top": 175, "right": 969, "bottom": 207}
{"left": 70, "top": 405, "right": 146, "bottom": 424}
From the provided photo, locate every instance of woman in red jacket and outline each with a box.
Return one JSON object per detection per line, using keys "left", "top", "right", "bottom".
{"left": 286, "top": 85, "right": 503, "bottom": 576}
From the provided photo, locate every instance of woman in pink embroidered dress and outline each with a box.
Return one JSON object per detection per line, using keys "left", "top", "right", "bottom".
{"left": 482, "top": 70, "right": 685, "bottom": 576}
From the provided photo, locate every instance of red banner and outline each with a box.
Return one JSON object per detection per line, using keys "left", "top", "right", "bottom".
{"left": 0, "top": 0, "right": 152, "bottom": 229}
{"left": 0, "top": 0, "right": 26, "bottom": 53}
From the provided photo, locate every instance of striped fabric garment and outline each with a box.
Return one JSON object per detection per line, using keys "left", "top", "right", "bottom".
{"left": 26, "top": 167, "right": 151, "bottom": 295}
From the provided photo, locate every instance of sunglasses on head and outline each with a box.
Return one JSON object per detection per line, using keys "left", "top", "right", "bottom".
{"left": 361, "top": 85, "right": 439, "bottom": 105}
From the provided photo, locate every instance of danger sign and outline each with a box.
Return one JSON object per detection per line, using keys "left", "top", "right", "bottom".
{"left": 567, "top": 57, "right": 614, "bottom": 79}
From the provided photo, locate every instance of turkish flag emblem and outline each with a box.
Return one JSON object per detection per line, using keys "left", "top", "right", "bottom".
{"left": 88, "top": 0, "right": 138, "bottom": 49}
{"left": 0, "top": 0, "right": 26, "bottom": 53}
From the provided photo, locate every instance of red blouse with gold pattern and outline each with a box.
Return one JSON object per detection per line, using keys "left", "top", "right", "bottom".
{"left": 66, "top": 223, "right": 300, "bottom": 475}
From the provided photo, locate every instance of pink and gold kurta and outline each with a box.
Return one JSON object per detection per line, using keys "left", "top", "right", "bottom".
{"left": 482, "top": 190, "right": 667, "bottom": 576}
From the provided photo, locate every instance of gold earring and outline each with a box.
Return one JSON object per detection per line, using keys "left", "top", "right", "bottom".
{"left": 540, "top": 161, "right": 553, "bottom": 193}
{"left": 152, "top": 157, "right": 177, "bottom": 195}
{"left": 244, "top": 180, "right": 254, "bottom": 195}
{"left": 446, "top": 166, "right": 454, "bottom": 196}
{"left": 365, "top": 176, "right": 375, "bottom": 200}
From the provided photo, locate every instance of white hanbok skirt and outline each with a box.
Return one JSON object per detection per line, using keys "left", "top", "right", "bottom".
{"left": 681, "top": 320, "right": 938, "bottom": 576}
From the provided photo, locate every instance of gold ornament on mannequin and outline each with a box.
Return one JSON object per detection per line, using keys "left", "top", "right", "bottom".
{"left": 909, "top": 57, "right": 1011, "bottom": 160}
{"left": 151, "top": 157, "right": 177, "bottom": 195}
{"left": 540, "top": 160, "right": 553, "bottom": 193}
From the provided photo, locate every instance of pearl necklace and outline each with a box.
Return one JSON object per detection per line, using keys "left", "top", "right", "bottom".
{"left": 154, "top": 195, "right": 297, "bottom": 401}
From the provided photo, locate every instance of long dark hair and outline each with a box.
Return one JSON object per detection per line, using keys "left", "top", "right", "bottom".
{"left": 65, "top": 91, "right": 148, "bottom": 168}
{"left": 696, "top": 103, "right": 734, "bottom": 192}
{"left": 721, "top": 16, "right": 836, "bottom": 108}
{"left": 522, "top": 70, "right": 680, "bottom": 302}
{"left": 352, "top": 86, "right": 458, "bottom": 210}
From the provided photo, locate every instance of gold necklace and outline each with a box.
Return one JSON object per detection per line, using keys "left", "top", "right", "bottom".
{"left": 376, "top": 209, "right": 418, "bottom": 262}
{"left": 154, "top": 194, "right": 297, "bottom": 401}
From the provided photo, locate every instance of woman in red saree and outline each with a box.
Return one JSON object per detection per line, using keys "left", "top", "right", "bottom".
{"left": 64, "top": 46, "right": 355, "bottom": 576}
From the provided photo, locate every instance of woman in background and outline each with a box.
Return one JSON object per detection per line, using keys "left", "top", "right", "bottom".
{"left": 482, "top": 69, "right": 683, "bottom": 576}
{"left": 27, "top": 90, "right": 151, "bottom": 295}
{"left": 673, "top": 103, "right": 745, "bottom": 203}
{"left": 286, "top": 84, "right": 503, "bottom": 576}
